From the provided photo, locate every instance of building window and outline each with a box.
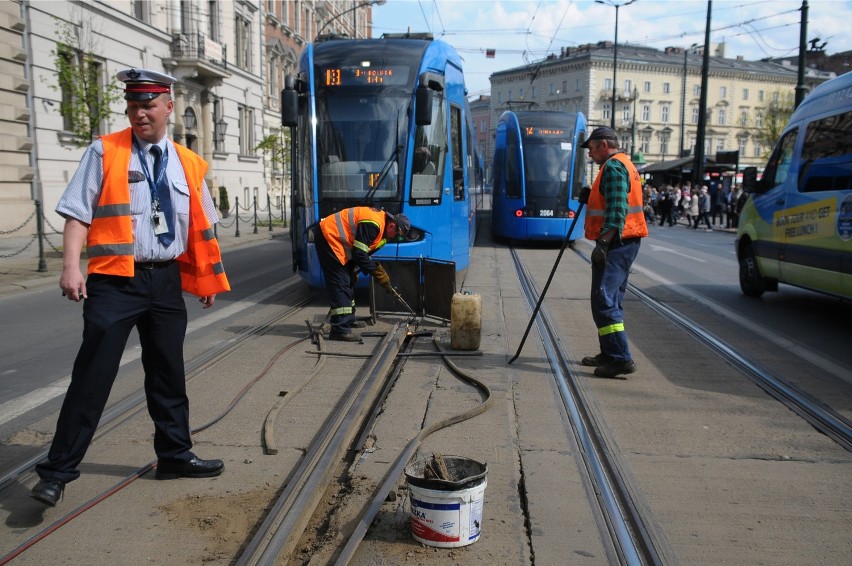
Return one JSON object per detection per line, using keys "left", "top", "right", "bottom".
{"left": 758, "top": 90, "right": 765, "bottom": 102}
{"left": 235, "top": 14, "right": 252, "bottom": 70}
{"left": 180, "top": 0, "right": 192, "bottom": 32}
{"left": 238, "top": 105, "right": 255, "bottom": 155}
{"left": 58, "top": 49, "right": 106, "bottom": 137}
{"left": 754, "top": 142, "right": 762, "bottom": 157}
{"left": 718, "top": 108, "right": 726, "bottom": 125}
{"left": 740, "top": 110, "right": 748, "bottom": 126}
{"left": 663, "top": 82, "right": 671, "bottom": 94}
{"left": 772, "top": 91, "right": 779, "bottom": 103}
{"left": 519, "top": 87, "right": 525, "bottom": 99}
{"left": 720, "top": 86, "right": 727, "bottom": 98}
{"left": 602, "top": 103, "right": 611, "bottom": 121}
{"left": 640, "top": 135, "right": 650, "bottom": 153}
{"left": 208, "top": 1, "right": 219, "bottom": 40}
{"left": 660, "top": 136, "right": 669, "bottom": 156}
{"left": 132, "top": 0, "right": 150, "bottom": 22}
{"left": 739, "top": 138, "right": 747, "bottom": 154}
{"left": 575, "top": 79, "right": 580, "bottom": 91}
{"left": 562, "top": 80, "right": 567, "bottom": 93}
{"left": 691, "top": 106, "right": 699, "bottom": 124}
{"left": 624, "top": 79, "right": 632, "bottom": 96}
{"left": 642, "top": 104, "right": 650, "bottom": 121}
{"left": 549, "top": 83, "right": 555, "bottom": 95}
{"left": 213, "top": 99, "right": 225, "bottom": 152}
{"left": 604, "top": 78, "right": 612, "bottom": 91}
{"left": 717, "top": 138, "right": 725, "bottom": 151}
{"left": 742, "top": 88, "right": 749, "bottom": 101}
{"left": 531, "top": 86, "right": 536, "bottom": 99}
{"left": 268, "top": 55, "right": 279, "bottom": 101}
{"left": 755, "top": 111, "right": 763, "bottom": 128}
{"left": 622, "top": 104, "right": 630, "bottom": 123}
{"left": 661, "top": 105, "right": 670, "bottom": 123}
{"left": 644, "top": 81, "right": 651, "bottom": 93}
{"left": 693, "top": 84, "right": 700, "bottom": 97}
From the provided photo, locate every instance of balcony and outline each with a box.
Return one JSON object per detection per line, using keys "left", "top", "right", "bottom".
{"left": 166, "top": 33, "right": 230, "bottom": 83}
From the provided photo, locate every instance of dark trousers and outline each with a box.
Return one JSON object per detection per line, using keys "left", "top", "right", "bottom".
{"left": 591, "top": 238, "right": 640, "bottom": 362}
{"left": 315, "top": 235, "right": 356, "bottom": 333}
{"left": 36, "top": 263, "right": 191, "bottom": 483}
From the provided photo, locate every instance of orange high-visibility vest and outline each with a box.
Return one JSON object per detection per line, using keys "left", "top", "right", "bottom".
{"left": 319, "top": 207, "right": 386, "bottom": 265}
{"left": 90, "top": 128, "right": 230, "bottom": 296}
{"left": 584, "top": 152, "right": 648, "bottom": 241}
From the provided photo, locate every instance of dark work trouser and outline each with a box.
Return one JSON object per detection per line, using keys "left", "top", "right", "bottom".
{"left": 315, "top": 234, "right": 356, "bottom": 334}
{"left": 36, "top": 263, "right": 191, "bottom": 483}
{"left": 590, "top": 238, "right": 641, "bottom": 363}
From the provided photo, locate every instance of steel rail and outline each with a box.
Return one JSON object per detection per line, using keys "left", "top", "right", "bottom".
{"left": 511, "top": 248, "right": 670, "bottom": 566}
{"left": 236, "top": 323, "right": 408, "bottom": 565}
{"left": 627, "top": 283, "right": 852, "bottom": 451}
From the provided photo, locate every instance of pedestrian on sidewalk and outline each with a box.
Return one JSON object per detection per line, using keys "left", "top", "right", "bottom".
{"left": 579, "top": 127, "right": 648, "bottom": 379}
{"left": 313, "top": 206, "right": 410, "bottom": 342}
{"left": 30, "top": 68, "right": 230, "bottom": 508}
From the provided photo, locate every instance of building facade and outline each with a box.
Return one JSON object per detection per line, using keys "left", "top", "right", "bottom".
{"left": 490, "top": 42, "right": 834, "bottom": 173}
{"left": 469, "top": 95, "right": 491, "bottom": 182}
{"left": 1, "top": 0, "right": 376, "bottom": 236}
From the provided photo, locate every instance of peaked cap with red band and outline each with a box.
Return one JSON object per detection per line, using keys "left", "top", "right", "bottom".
{"left": 117, "top": 68, "right": 176, "bottom": 101}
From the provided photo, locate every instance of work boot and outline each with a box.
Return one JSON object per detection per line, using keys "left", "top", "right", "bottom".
{"left": 328, "top": 330, "right": 363, "bottom": 343}
{"left": 580, "top": 353, "right": 611, "bottom": 367}
{"left": 30, "top": 478, "right": 65, "bottom": 507}
{"left": 347, "top": 320, "right": 367, "bottom": 329}
{"left": 593, "top": 359, "right": 637, "bottom": 379}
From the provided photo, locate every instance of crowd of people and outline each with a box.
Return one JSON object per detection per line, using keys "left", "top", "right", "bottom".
{"left": 642, "top": 180, "right": 748, "bottom": 231}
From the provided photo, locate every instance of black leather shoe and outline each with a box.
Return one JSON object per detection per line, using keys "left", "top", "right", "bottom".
{"left": 593, "top": 360, "right": 637, "bottom": 379}
{"left": 30, "top": 478, "right": 65, "bottom": 507}
{"left": 581, "top": 353, "right": 611, "bottom": 367}
{"left": 328, "top": 330, "right": 363, "bottom": 343}
{"left": 156, "top": 456, "right": 224, "bottom": 480}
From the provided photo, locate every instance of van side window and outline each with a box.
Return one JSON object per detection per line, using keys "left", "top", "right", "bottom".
{"left": 763, "top": 129, "right": 798, "bottom": 189}
{"left": 798, "top": 110, "right": 852, "bottom": 193}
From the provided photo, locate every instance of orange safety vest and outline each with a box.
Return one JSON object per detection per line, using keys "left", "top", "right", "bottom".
{"left": 319, "top": 207, "right": 387, "bottom": 266}
{"left": 584, "top": 152, "right": 648, "bottom": 241}
{"left": 89, "top": 128, "right": 230, "bottom": 296}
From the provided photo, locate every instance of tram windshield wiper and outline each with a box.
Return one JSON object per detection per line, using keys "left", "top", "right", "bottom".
{"left": 364, "top": 143, "right": 401, "bottom": 205}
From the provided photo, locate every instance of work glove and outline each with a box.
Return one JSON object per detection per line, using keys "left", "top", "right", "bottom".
{"left": 591, "top": 238, "right": 610, "bottom": 268}
{"left": 372, "top": 263, "right": 393, "bottom": 292}
{"left": 578, "top": 186, "right": 591, "bottom": 205}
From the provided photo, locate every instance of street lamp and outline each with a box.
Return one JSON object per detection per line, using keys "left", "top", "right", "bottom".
{"left": 215, "top": 118, "right": 228, "bottom": 144}
{"left": 316, "top": 0, "right": 386, "bottom": 39}
{"left": 679, "top": 43, "right": 698, "bottom": 157}
{"left": 596, "top": 0, "right": 636, "bottom": 129}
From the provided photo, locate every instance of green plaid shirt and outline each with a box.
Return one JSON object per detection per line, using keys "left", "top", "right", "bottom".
{"left": 599, "top": 153, "right": 630, "bottom": 235}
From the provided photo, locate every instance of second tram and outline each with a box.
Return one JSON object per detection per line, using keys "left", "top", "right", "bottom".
{"left": 491, "top": 111, "right": 588, "bottom": 242}
{"left": 281, "top": 33, "right": 482, "bottom": 287}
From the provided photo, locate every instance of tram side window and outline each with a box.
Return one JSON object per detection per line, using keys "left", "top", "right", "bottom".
{"left": 450, "top": 105, "right": 464, "bottom": 200}
{"left": 506, "top": 126, "right": 520, "bottom": 198}
{"left": 799, "top": 110, "right": 852, "bottom": 193}
{"left": 761, "top": 128, "right": 798, "bottom": 190}
{"left": 410, "top": 91, "right": 446, "bottom": 202}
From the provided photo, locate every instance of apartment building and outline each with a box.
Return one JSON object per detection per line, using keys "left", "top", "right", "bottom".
{"left": 490, "top": 42, "right": 834, "bottom": 171}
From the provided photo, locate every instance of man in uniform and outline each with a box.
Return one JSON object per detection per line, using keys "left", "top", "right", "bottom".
{"left": 30, "top": 68, "right": 230, "bottom": 507}
{"left": 580, "top": 127, "right": 648, "bottom": 378}
{"left": 315, "top": 207, "right": 410, "bottom": 341}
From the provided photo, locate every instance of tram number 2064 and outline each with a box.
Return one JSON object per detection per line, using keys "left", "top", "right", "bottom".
{"left": 538, "top": 209, "right": 554, "bottom": 217}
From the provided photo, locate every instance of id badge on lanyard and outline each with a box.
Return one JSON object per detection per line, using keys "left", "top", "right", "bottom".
{"left": 134, "top": 138, "right": 170, "bottom": 236}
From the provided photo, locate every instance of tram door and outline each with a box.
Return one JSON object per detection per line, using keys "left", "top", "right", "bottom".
{"left": 445, "top": 63, "right": 470, "bottom": 266}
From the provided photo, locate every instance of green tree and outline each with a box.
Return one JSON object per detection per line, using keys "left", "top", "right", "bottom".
{"left": 48, "top": 16, "right": 122, "bottom": 146}
{"left": 753, "top": 90, "right": 795, "bottom": 159}
{"left": 255, "top": 132, "right": 286, "bottom": 169}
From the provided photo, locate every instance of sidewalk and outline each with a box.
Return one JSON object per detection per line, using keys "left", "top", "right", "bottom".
{"left": 0, "top": 223, "right": 279, "bottom": 299}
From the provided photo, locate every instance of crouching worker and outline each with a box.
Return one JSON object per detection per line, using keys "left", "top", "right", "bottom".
{"left": 315, "top": 207, "right": 410, "bottom": 342}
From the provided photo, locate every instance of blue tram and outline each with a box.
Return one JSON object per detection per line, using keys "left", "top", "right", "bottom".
{"left": 281, "top": 33, "right": 481, "bottom": 287}
{"left": 491, "top": 111, "right": 588, "bottom": 241}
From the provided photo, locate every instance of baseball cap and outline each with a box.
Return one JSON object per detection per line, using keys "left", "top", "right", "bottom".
{"left": 117, "top": 68, "right": 176, "bottom": 101}
{"left": 580, "top": 127, "right": 619, "bottom": 148}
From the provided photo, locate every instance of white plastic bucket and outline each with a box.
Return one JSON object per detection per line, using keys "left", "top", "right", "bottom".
{"left": 404, "top": 456, "right": 488, "bottom": 548}
{"left": 450, "top": 292, "right": 482, "bottom": 350}
{"left": 408, "top": 479, "right": 487, "bottom": 548}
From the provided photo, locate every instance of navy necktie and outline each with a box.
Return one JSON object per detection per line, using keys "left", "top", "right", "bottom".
{"left": 150, "top": 145, "right": 175, "bottom": 246}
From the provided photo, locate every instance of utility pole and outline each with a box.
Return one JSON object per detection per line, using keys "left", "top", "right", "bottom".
{"left": 693, "top": 1, "right": 712, "bottom": 189}
{"left": 795, "top": 0, "right": 809, "bottom": 108}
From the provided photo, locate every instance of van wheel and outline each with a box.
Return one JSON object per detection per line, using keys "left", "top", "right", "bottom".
{"left": 739, "top": 243, "right": 765, "bottom": 297}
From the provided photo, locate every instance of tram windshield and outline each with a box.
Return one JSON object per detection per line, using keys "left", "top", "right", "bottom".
{"left": 523, "top": 139, "right": 573, "bottom": 199}
{"left": 315, "top": 95, "right": 406, "bottom": 203}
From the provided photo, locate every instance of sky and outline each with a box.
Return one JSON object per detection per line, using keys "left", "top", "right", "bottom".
{"left": 371, "top": 0, "right": 852, "bottom": 98}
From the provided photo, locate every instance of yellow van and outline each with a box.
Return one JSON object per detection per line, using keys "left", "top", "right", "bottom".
{"left": 737, "top": 72, "right": 852, "bottom": 299}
